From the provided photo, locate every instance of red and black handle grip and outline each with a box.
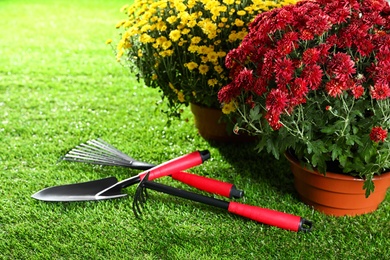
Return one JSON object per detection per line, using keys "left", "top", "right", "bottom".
{"left": 138, "top": 178, "right": 313, "bottom": 232}
{"left": 138, "top": 150, "right": 210, "bottom": 181}
{"left": 135, "top": 150, "right": 243, "bottom": 198}
{"left": 227, "top": 202, "right": 312, "bottom": 232}
{"left": 119, "top": 150, "right": 211, "bottom": 190}
{"left": 170, "top": 171, "right": 243, "bottom": 198}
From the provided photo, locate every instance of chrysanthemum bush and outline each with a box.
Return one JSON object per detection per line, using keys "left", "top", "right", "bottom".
{"left": 113, "top": 0, "right": 297, "bottom": 117}
{"left": 218, "top": 0, "right": 390, "bottom": 196}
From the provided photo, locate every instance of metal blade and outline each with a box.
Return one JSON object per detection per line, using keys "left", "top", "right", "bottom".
{"left": 31, "top": 177, "right": 127, "bottom": 202}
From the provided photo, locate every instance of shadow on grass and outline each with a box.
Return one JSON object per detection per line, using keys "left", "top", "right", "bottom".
{"left": 206, "top": 139, "right": 298, "bottom": 198}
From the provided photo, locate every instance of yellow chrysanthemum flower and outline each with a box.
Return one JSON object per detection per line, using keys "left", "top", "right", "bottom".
{"left": 223, "top": 0, "right": 235, "bottom": 5}
{"left": 222, "top": 101, "right": 237, "bottom": 114}
{"left": 156, "top": 21, "right": 167, "bottom": 31}
{"left": 115, "top": 19, "right": 126, "bottom": 29}
{"left": 188, "top": 45, "right": 198, "bottom": 53}
{"left": 207, "top": 78, "right": 218, "bottom": 87}
{"left": 156, "top": 36, "right": 168, "bottom": 45}
{"left": 217, "top": 51, "right": 226, "bottom": 58}
{"left": 166, "top": 16, "right": 177, "bottom": 24}
{"left": 139, "top": 33, "right": 154, "bottom": 43}
{"left": 214, "top": 65, "right": 224, "bottom": 74}
{"left": 185, "top": 61, "right": 198, "bottom": 71}
{"left": 234, "top": 19, "right": 244, "bottom": 27}
{"left": 237, "top": 29, "right": 248, "bottom": 40}
{"left": 169, "top": 29, "right": 181, "bottom": 42}
{"left": 177, "top": 91, "right": 185, "bottom": 102}
{"left": 159, "top": 50, "right": 174, "bottom": 57}
{"left": 198, "top": 64, "right": 209, "bottom": 75}
{"left": 161, "top": 40, "right": 172, "bottom": 50}
{"left": 191, "top": 37, "right": 202, "bottom": 44}
{"left": 207, "top": 52, "right": 219, "bottom": 63}
{"left": 237, "top": 10, "right": 246, "bottom": 16}
{"left": 228, "top": 32, "right": 238, "bottom": 42}
{"left": 198, "top": 45, "right": 212, "bottom": 55}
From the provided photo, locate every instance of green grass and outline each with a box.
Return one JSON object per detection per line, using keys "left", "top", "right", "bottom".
{"left": 1, "top": 0, "right": 389, "bottom": 259}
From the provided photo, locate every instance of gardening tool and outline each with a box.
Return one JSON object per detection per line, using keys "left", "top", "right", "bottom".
{"left": 32, "top": 150, "right": 210, "bottom": 202}
{"left": 60, "top": 138, "right": 243, "bottom": 198}
{"left": 133, "top": 173, "right": 313, "bottom": 232}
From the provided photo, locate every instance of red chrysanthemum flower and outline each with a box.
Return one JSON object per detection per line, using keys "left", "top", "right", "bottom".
{"left": 276, "top": 32, "right": 299, "bottom": 56}
{"left": 291, "top": 77, "right": 309, "bottom": 97}
{"left": 350, "top": 85, "right": 365, "bottom": 99}
{"left": 265, "top": 110, "right": 283, "bottom": 130}
{"left": 370, "top": 83, "right": 390, "bottom": 100}
{"left": 299, "top": 30, "right": 314, "bottom": 41}
{"left": 325, "top": 79, "right": 345, "bottom": 97}
{"left": 288, "top": 78, "right": 308, "bottom": 107}
{"left": 301, "top": 64, "right": 323, "bottom": 90}
{"left": 234, "top": 68, "right": 254, "bottom": 91}
{"left": 253, "top": 77, "right": 267, "bottom": 96}
{"left": 274, "top": 57, "right": 295, "bottom": 86}
{"left": 266, "top": 88, "right": 289, "bottom": 113}
{"left": 316, "top": 43, "right": 332, "bottom": 63}
{"left": 370, "top": 60, "right": 390, "bottom": 86}
{"left": 370, "top": 126, "right": 388, "bottom": 143}
{"left": 275, "top": 7, "right": 294, "bottom": 30}
{"left": 356, "top": 38, "right": 374, "bottom": 57}
{"left": 302, "top": 48, "right": 321, "bottom": 65}
{"left": 218, "top": 83, "right": 240, "bottom": 103}
{"left": 262, "top": 50, "right": 277, "bottom": 80}
{"left": 306, "top": 13, "right": 332, "bottom": 36}
{"left": 326, "top": 4, "right": 351, "bottom": 24}
{"left": 327, "top": 53, "right": 356, "bottom": 82}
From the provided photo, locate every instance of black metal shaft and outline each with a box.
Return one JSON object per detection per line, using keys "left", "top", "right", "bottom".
{"left": 142, "top": 181, "right": 230, "bottom": 210}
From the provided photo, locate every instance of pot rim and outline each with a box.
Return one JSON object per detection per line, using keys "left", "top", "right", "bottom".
{"left": 284, "top": 150, "right": 390, "bottom": 182}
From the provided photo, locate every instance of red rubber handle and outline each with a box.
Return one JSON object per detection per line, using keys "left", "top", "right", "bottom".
{"left": 228, "top": 202, "right": 303, "bottom": 232}
{"left": 139, "top": 150, "right": 210, "bottom": 181}
{"left": 170, "top": 171, "right": 241, "bottom": 198}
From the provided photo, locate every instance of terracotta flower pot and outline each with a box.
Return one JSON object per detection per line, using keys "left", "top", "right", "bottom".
{"left": 190, "top": 103, "right": 253, "bottom": 142}
{"left": 285, "top": 152, "right": 390, "bottom": 216}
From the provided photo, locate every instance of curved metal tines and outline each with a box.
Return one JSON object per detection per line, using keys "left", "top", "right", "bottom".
{"left": 62, "top": 138, "right": 135, "bottom": 167}
{"left": 133, "top": 174, "right": 150, "bottom": 218}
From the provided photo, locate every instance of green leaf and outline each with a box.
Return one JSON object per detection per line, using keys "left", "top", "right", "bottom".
{"left": 321, "top": 126, "right": 336, "bottom": 134}
{"left": 249, "top": 105, "right": 261, "bottom": 121}
{"left": 338, "top": 154, "right": 348, "bottom": 167}
{"left": 331, "top": 145, "right": 343, "bottom": 161}
{"left": 363, "top": 174, "right": 375, "bottom": 198}
{"left": 266, "top": 137, "right": 280, "bottom": 159}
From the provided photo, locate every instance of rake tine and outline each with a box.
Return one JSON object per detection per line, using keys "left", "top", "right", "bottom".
{"left": 66, "top": 150, "right": 119, "bottom": 161}
{"left": 64, "top": 151, "right": 132, "bottom": 167}
{"left": 89, "top": 139, "right": 135, "bottom": 161}
{"left": 79, "top": 142, "right": 128, "bottom": 161}
{"left": 61, "top": 139, "right": 156, "bottom": 170}
{"left": 133, "top": 188, "right": 145, "bottom": 218}
{"left": 62, "top": 139, "right": 134, "bottom": 167}
{"left": 133, "top": 173, "right": 151, "bottom": 218}
{"left": 63, "top": 154, "right": 131, "bottom": 167}
{"left": 63, "top": 157, "right": 132, "bottom": 167}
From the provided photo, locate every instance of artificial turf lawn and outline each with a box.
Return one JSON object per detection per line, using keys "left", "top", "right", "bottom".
{"left": 0, "top": 0, "right": 389, "bottom": 259}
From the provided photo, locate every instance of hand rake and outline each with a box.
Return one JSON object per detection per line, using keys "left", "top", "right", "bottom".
{"left": 60, "top": 138, "right": 243, "bottom": 198}
{"left": 133, "top": 173, "right": 313, "bottom": 232}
